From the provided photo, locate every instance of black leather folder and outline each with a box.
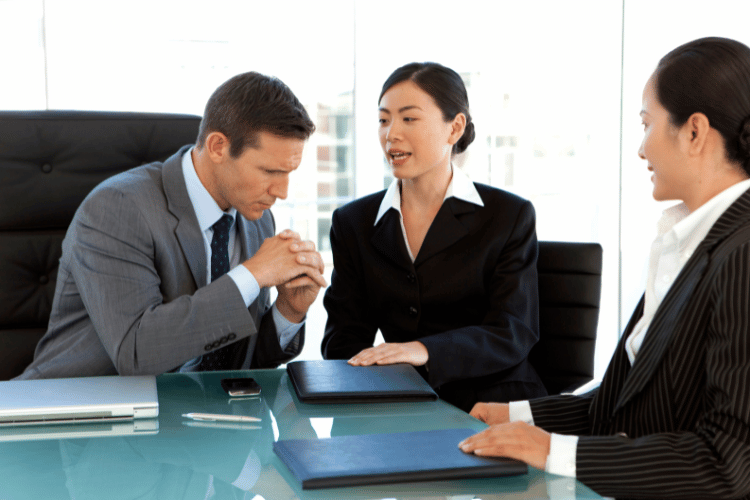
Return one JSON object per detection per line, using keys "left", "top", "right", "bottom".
{"left": 273, "top": 427, "right": 527, "bottom": 490}
{"left": 286, "top": 360, "right": 437, "bottom": 404}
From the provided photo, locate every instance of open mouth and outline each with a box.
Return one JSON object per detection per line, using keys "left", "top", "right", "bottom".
{"left": 388, "top": 150, "right": 411, "bottom": 164}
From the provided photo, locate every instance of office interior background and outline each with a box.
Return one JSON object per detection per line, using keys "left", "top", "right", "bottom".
{"left": 3, "top": 0, "right": 750, "bottom": 382}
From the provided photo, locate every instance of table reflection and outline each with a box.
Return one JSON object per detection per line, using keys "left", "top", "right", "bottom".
{"left": 0, "top": 370, "right": 600, "bottom": 500}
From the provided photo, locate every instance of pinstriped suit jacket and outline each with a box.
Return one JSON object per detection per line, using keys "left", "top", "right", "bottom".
{"left": 530, "top": 187, "right": 750, "bottom": 500}
{"left": 18, "top": 146, "right": 301, "bottom": 379}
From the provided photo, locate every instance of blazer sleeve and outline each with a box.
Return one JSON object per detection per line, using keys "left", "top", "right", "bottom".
{"left": 70, "top": 187, "right": 264, "bottom": 375}
{"left": 321, "top": 208, "right": 379, "bottom": 359}
{"left": 252, "top": 313, "right": 305, "bottom": 368}
{"left": 574, "top": 242, "right": 750, "bottom": 500}
{"left": 417, "top": 200, "right": 541, "bottom": 389}
{"left": 529, "top": 393, "right": 596, "bottom": 436}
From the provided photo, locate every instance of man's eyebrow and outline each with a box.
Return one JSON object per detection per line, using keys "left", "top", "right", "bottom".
{"left": 261, "top": 165, "right": 293, "bottom": 172}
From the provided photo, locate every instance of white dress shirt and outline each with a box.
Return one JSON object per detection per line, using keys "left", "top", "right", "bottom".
{"left": 374, "top": 166, "right": 484, "bottom": 261}
{"left": 180, "top": 149, "right": 302, "bottom": 366}
{"left": 511, "top": 178, "right": 750, "bottom": 478}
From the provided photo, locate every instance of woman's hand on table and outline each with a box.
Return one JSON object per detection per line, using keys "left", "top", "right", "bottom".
{"left": 348, "top": 341, "right": 429, "bottom": 367}
{"left": 458, "top": 421, "right": 551, "bottom": 471}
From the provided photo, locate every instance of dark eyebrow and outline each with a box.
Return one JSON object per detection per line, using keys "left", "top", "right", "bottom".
{"left": 398, "top": 105, "right": 422, "bottom": 113}
{"left": 378, "top": 105, "right": 423, "bottom": 114}
{"left": 262, "top": 165, "right": 293, "bottom": 173}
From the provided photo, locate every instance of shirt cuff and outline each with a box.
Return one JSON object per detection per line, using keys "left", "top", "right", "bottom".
{"left": 272, "top": 303, "right": 304, "bottom": 350}
{"left": 228, "top": 265, "right": 302, "bottom": 349}
{"left": 545, "top": 433, "right": 578, "bottom": 478}
{"left": 227, "top": 265, "right": 260, "bottom": 307}
{"left": 508, "top": 400, "right": 535, "bottom": 425}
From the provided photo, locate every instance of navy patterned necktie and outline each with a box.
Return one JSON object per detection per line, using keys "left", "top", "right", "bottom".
{"left": 198, "top": 214, "right": 240, "bottom": 371}
{"left": 210, "top": 214, "right": 233, "bottom": 282}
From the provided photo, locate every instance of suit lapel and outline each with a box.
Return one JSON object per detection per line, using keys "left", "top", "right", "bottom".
{"left": 162, "top": 146, "right": 207, "bottom": 289}
{"left": 414, "top": 198, "right": 477, "bottom": 266}
{"left": 612, "top": 186, "right": 750, "bottom": 413}
{"left": 590, "top": 296, "right": 642, "bottom": 424}
{"left": 371, "top": 208, "right": 414, "bottom": 272}
{"left": 613, "top": 255, "right": 709, "bottom": 412}
{"left": 236, "top": 215, "right": 265, "bottom": 318}
{"left": 236, "top": 216, "right": 260, "bottom": 261}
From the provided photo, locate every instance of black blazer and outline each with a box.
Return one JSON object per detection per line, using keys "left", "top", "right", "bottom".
{"left": 322, "top": 183, "right": 546, "bottom": 410}
{"left": 530, "top": 187, "right": 750, "bottom": 500}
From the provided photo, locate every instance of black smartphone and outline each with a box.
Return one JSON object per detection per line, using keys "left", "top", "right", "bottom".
{"left": 220, "top": 377, "right": 262, "bottom": 397}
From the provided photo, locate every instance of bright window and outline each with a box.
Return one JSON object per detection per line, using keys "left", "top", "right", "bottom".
{"left": 5, "top": 0, "right": 750, "bottom": 382}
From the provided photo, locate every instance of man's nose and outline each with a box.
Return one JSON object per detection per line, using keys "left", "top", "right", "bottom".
{"left": 270, "top": 176, "right": 289, "bottom": 200}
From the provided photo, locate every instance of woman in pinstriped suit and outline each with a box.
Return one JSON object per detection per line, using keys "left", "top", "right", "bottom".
{"left": 460, "top": 37, "right": 750, "bottom": 499}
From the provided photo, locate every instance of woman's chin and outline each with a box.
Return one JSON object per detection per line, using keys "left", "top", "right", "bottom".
{"left": 390, "top": 167, "right": 412, "bottom": 180}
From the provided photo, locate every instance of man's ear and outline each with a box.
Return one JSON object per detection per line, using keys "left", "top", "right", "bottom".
{"left": 204, "top": 132, "right": 231, "bottom": 163}
{"left": 685, "top": 112, "right": 711, "bottom": 156}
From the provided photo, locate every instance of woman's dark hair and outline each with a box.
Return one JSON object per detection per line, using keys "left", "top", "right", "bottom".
{"left": 379, "top": 62, "right": 475, "bottom": 155}
{"left": 197, "top": 71, "right": 315, "bottom": 158}
{"left": 655, "top": 37, "right": 750, "bottom": 176}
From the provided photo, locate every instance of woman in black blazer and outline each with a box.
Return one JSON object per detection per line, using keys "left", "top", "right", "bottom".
{"left": 321, "top": 62, "right": 546, "bottom": 412}
{"left": 460, "top": 37, "right": 750, "bottom": 499}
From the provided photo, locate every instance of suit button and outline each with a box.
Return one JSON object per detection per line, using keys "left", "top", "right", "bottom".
{"left": 407, "top": 273, "right": 416, "bottom": 283}
{"left": 408, "top": 306, "right": 418, "bottom": 317}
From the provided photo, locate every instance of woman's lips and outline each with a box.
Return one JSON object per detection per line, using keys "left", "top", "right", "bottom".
{"left": 389, "top": 149, "right": 411, "bottom": 166}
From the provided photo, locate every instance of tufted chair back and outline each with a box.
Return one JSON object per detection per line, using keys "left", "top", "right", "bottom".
{"left": 0, "top": 111, "right": 201, "bottom": 380}
{"left": 529, "top": 241, "right": 603, "bottom": 395}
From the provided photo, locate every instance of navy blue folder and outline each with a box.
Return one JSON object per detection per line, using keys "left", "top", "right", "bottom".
{"left": 273, "top": 428, "right": 527, "bottom": 490}
{"left": 286, "top": 360, "right": 438, "bottom": 404}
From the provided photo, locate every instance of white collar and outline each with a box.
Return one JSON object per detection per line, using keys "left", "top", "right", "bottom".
{"left": 374, "top": 166, "right": 483, "bottom": 225}
{"left": 181, "top": 148, "right": 237, "bottom": 231}
{"left": 657, "top": 178, "right": 750, "bottom": 253}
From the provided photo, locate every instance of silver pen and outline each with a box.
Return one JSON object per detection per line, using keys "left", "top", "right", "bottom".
{"left": 182, "top": 412, "right": 261, "bottom": 423}
{"left": 183, "top": 421, "right": 261, "bottom": 430}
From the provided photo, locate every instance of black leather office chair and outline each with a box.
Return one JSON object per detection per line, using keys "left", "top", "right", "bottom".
{"left": 0, "top": 110, "right": 201, "bottom": 380}
{"left": 529, "top": 241, "right": 603, "bottom": 395}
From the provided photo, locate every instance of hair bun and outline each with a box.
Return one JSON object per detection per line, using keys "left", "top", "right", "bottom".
{"left": 455, "top": 120, "right": 476, "bottom": 155}
{"left": 740, "top": 116, "right": 750, "bottom": 160}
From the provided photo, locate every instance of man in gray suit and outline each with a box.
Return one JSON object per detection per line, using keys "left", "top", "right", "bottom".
{"left": 17, "top": 72, "right": 326, "bottom": 379}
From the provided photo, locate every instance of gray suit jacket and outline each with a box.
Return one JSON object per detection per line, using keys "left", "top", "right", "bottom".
{"left": 529, "top": 187, "right": 750, "bottom": 499}
{"left": 18, "top": 146, "right": 302, "bottom": 379}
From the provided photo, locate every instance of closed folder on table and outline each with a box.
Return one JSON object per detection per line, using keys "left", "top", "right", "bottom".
{"left": 286, "top": 360, "right": 437, "bottom": 404}
{"left": 273, "top": 427, "right": 527, "bottom": 490}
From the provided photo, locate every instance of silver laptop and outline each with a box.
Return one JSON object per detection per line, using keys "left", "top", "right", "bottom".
{"left": 0, "top": 375, "right": 159, "bottom": 426}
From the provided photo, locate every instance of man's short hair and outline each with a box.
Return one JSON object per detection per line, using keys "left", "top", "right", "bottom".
{"left": 196, "top": 72, "right": 316, "bottom": 157}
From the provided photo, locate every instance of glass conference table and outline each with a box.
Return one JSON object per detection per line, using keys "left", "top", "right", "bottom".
{"left": 0, "top": 369, "right": 603, "bottom": 499}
